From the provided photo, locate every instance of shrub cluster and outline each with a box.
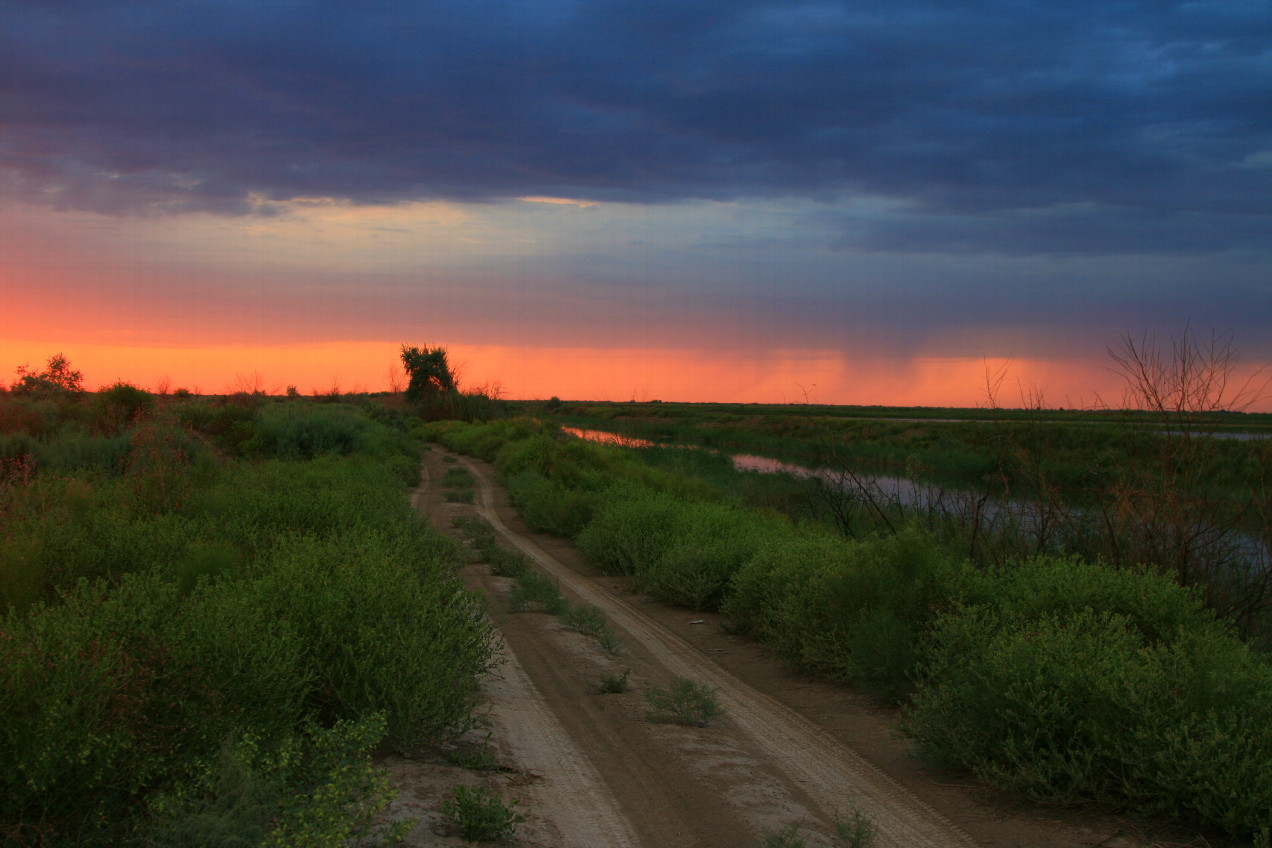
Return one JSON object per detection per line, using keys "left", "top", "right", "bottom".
{"left": 434, "top": 417, "right": 1272, "bottom": 838}
{"left": 252, "top": 526, "right": 494, "bottom": 743}
{"left": 578, "top": 483, "right": 784, "bottom": 611}
{"left": 644, "top": 676, "right": 723, "bottom": 727}
{"left": 440, "top": 786, "right": 525, "bottom": 841}
{"left": 251, "top": 401, "right": 374, "bottom": 460}
{"left": 0, "top": 400, "right": 495, "bottom": 845}
{"left": 905, "top": 557, "right": 1272, "bottom": 836}
{"left": 505, "top": 470, "right": 599, "bottom": 537}
{"left": 508, "top": 569, "right": 568, "bottom": 614}
{"left": 725, "top": 528, "right": 967, "bottom": 700}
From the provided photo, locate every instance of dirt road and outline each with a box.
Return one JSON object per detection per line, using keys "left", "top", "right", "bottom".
{"left": 383, "top": 448, "right": 1152, "bottom": 848}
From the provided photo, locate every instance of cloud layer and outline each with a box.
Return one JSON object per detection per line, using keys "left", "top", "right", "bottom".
{"left": 3, "top": 0, "right": 1270, "bottom": 255}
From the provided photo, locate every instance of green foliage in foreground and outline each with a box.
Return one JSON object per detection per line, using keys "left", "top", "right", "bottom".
{"left": 145, "top": 714, "right": 408, "bottom": 848}
{"left": 254, "top": 527, "right": 495, "bottom": 744}
{"left": 597, "top": 668, "right": 630, "bottom": 694}
{"left": 724, "top": 528, "right": 968, "bottom": 701}
{"left": 433, "top": 417, "right": 1272, "bottom": 838}
{"left": 508, "top": 569, "right": 568, "bottom": 614}
{"left": 644, "top": 676, "right": 724, "bottom": 727}
{"left": 0, "top": 400, "right": 495, "bottom": 846}
{"left": 905, "top": 557, "right": 1272, "bottom": 837}
{"left": 835, "top": 809, "right": 878, "bottom": 848}
{"left": 440, "top": 786, "right": 525, "bottom": 842}
{"left": 2, "top": 572, "right": 304, "bottom": 838}
{"left": 577, "top": 482, "right": 785, "bottom": 611}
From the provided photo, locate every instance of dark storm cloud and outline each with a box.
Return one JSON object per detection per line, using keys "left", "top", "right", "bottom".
{"left": 828, "top": 205, "right": 1272, "bottom": 256}
{"left": 2, "top": 0, "right": 1270, "bottom": 253}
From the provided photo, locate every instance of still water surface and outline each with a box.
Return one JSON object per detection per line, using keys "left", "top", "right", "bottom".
{"left": 563, "top": 426, "right": 1268, "bottom": 566}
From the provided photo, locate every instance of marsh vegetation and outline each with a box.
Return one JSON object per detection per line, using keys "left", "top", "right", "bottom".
{"left": 0, "top": 379, "right": 496, "bottom": 846}
{"left": 5, "top": 333, "right": 1270, "bottom": 845}
{"left": 428, "top": 348, "right": 1272, "bottom": 841}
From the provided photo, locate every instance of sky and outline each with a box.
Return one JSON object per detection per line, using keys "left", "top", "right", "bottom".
{"left": 2, "top": 0, "right": 1270, "bottom": 408}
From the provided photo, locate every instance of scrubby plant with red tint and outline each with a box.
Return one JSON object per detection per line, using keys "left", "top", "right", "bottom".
{"left": 125, "top": 419, "right": 195, "bottom": 514}
{"left": 91, "top": 382, "right": 154, "bottom": 436}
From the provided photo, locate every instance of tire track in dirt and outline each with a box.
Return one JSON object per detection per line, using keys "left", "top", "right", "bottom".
{"left": 417, "top": 458, "right": 644, "bottom": 847}
{"left": 456, "top": 454, "right": 980, "bottom": 848}
{"left": 479, "top": 573, "right": 769, "bottom": 848}
{"left": 479, "top": 635, "right": 644, "bottom": 848}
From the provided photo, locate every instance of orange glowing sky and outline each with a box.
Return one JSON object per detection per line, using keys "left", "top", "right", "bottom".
{"left": 3, "top": 2, "right": 1270, "bottom": 411}
{"left": 0, "top": 330, "right": 1227, "bottom": 412}
{"left": 2, "top": 193, "right": 1268, "bottom": 410}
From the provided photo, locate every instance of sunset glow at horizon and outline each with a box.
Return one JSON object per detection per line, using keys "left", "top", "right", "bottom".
{"left": 6, "top": 336, "right": 1270, "bottom": 414}
{"left": 3, "top": 3, "right": 1269, "bottom": 411}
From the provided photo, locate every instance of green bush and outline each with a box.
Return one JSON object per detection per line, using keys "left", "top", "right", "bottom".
{"left": 492, "top": 432, "right": 557, "bottom": 477}
{"left": 145, "top": 735, "right": 282, "bottom": 848}
{"left": 596, "top": 627, "right": 623, "bottom": 652}
{"left": 437, "top": 419, "right": 541, "bottom": 462}
{"left": 644, "top": 676, "right": 723, "bottom": 726}
{"left": 486, "top": 546, "right": 531, "bottom": 578}
{"left": 147, "top": 714, "right": 402, "bottom": 848}
{"left": 0, "top": 571, "right": 306, "bottom": 844}
{"left": 958, "top": 553, "right": 1213, "bottom": 643}
{"left": 639, "top": 500, "right": 785, "bottom": 611}
{"left": 384, "top": 449, "right": 421, "bottom": 487}
{"left": 835, "top": 809, "right": 879, "bottom": 848}
{"left": 252, "top": 401, "right": 374, "bottom": 460}
{"left": 560, "top": 602, "right": 608, "bottom": 636}
{"left": 843, "top": 607, "right": 920, "bottom": 703}
{"left": 0, "top": 395, "right": 63, "bottom": 437}
{"left": 509, "top": 569, "right": 568, "bottom": 614}
{"left": 597, "top": 668, "right": 630, "bottom": 693}
{"left": 506, "top": 470, "right": 598, "bottom": 538}
{"left": 91, "top": 381, "right": 154, "bottom": 435}
{"left": 124, "top": 418, "right": 201, "bottom": 514}
{"left": 171, "top": 540, "right": 243, "bottom": 594}
{"left": 0, "top": 475, "right": 199, "bottom": 612}
{"left": 441, "top": 786, "right": 525, "bottom": 841}
{"left": 255, "top": 527, "right": 495, "bottom": 746}
{"left": 0, "top": 431, "right": 37, "bottom": 466}
{"left": 763, "top": 823, "right": 806, "bottom": 848}
{"left": 187, "top": 457, "right": 415, "bottom": 555}
{"left": 2, "top": 584, "right": 171, "bottom": 832}
{"left": 905, "top": 556, "right": 1272, "bottom": 837}
{"left": 453, "top": 514, "right": 500, "bottom": 551}
{"left": 573, "top": 480, "right": 777, "bottom": 611}
{"left": 716, "top": 522, "right": 809, "bottom": 640}
{"left": 440, "top": 421, "right": 718, "bottom": 545}
{"left": 177, "top": 397, "right": 260, "bottom": 457}
{"left": 441, "top": 466, "right": 472, "bottom": 488}
{"left": 32, "top": 431, "right": 132, "bottom": 475}
{"left": 441, "top": 465, "right": 475, "bottom": 503}
{"left": 0, "top": 402, "right": 501, "bottom": 843}
{"left": 455, "top": 514, "right": 533, "bottom": 578}
{"left": 724, "top": 528, "right": 966, "bottom": 699}
{"left": 575, "top": 483, "right": 686, "bottom": 578}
